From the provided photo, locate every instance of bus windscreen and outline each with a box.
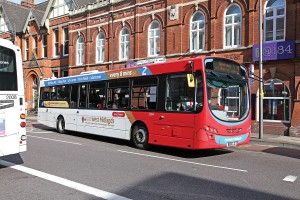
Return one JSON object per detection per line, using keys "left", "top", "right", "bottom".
{"left": 0, "top": 46, "right": 17, "bottom": 91}
{"left": 204, "top": 58, "right": 249, "bottom": 122}
{"left": 204, "top": 58, "right": 244, "bottom": 76}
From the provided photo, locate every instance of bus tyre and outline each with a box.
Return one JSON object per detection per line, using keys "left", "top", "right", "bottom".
{"left": 132, "top": 124, "right": 150, "bottom": 150}
{"left": 57, "top": 117, "right": 65, "bottom": 134}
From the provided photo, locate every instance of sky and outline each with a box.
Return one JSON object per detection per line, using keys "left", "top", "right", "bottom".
{"left": 9, "top": 0, "right": 46, "bottom": 4}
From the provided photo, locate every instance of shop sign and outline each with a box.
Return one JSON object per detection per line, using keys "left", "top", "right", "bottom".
{"left": 252, "top": 40, "right": 295, "bottom": 62}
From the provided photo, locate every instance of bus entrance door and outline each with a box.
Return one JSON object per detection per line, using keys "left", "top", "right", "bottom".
{"left": 151, "top": 112, "right": 195, "bottom": 149}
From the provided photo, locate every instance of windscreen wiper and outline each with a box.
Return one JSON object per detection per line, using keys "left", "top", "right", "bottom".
{"left": 226, "top": 74, "right": 233, "bottom": 79}
{"left": 210, "top": 71, "right": 219, "bottom": 77}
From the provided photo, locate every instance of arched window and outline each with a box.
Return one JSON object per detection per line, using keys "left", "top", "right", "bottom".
{"left": 119, "top": 27, "right": 130, "bottom": 60}
{"left": 263, "top": 79, "right": 290, "bottom": 122}
{"left": 76, "top": 36, "right": 84, "bottom": 65}
{"left": 148, "top": 20, "right": 160, "bottom": 57}
{"left": 224, "top": 4, "right": 242, "bottom": 48}
{"left": 264, "top": 0, "right": 285, "bottom": 42}
{"left": 96, "top": 31, "right": 105, "bottom": 63}
{"left": 190, "top": 11, "right": 205, "bottom": 52}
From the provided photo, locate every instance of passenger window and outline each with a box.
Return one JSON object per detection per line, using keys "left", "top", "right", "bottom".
{"left": 40, "top": 87, "right": 50, "bottom": 100}
{"left": 50, "top": 87, "right": 56, "bottom": 100}
{"left": 88, "top": 82, "right": 106, "bottom": 109}
{"left": 131, "top": 76, "right": 158, "bottom": 110}
{"left": 39, "top": 87, "right": 50, "bottom": 107}
{"left": 57, "top": 85, "right": 70, "bottom": 101}
{"left": 70, "top": 85, "right": 78, "bottom": 109}
{"left": 165, "top": 74, "right": 195, "bottom": 112}
{"left": 78, "top": 84, "right": 87, "bottom": 108}
{"left": 107, "top": 79, "right": 129, "bottom": 109}
{"left": 195, "top": 75, "right": 204, "bottom": 112}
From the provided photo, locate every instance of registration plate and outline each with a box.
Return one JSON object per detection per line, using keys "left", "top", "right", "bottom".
{"left": 227, "top": 142, "right": 237, "bottom": 147}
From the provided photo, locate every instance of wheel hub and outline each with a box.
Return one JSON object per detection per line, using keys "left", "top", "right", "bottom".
{"left": 136, "top": 129, "right": 146, "bottom": 143}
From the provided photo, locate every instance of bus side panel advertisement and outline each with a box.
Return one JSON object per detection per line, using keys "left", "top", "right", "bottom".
{"left": 43, "top": 101, "right": 69, "bottom": 108}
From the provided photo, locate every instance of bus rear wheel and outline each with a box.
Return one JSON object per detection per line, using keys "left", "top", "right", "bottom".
{"left": 132, "top": 124, "right": 150, "bottom": 150}
{"left": 57, "top": 117, "right": 65, "bottom": 134}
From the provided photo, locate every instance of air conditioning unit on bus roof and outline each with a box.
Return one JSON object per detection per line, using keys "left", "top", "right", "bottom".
{"left": 154, "top": 57, "right": 166, "bottom": 63}
{"left": 135, "top": 56, "right": 166, "bottom": 66}
{"left": 43, "top": 76, "right": 57, "bottom": 80}
{"left": 80, "top": 70, "right": 99, "bottom": 75}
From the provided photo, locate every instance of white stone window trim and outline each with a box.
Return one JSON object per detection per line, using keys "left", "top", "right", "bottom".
{"left": 223, "top": 3, "right": 242, "bottom": 49}
{"left": 76, "top": 36, "right": 84, "bottom": 65}
{"left": 190, "top": 11, "right": 205, "bottom": 52}
{"left": 148, "top": 20, "right": 161, "bottom": 57}
{"left": 264, "top": 0, "right": 286, "bottom": 43}
{"left": 119, "top": 27, "right": 130, "bottom": 61}
{"left": 96, "top": 31, "right": 105, "bottom": 63}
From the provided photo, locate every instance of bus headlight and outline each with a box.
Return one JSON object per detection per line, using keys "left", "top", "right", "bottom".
{"left": 204, "top": 125, "right": 218, "bottom": 134}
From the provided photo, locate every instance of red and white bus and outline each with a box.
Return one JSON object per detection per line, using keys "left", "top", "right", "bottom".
{"left": 0, "top": 39, "right": 27, "bottom": 156}
{"left": 38, "top": 57, "right": 250, "bottom": 150}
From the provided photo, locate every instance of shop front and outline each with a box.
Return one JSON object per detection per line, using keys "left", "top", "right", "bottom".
{"left": 251, "top": 40, "right": 297, "bottom": 136}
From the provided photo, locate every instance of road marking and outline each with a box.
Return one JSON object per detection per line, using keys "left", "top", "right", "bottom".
{"left": 27, "top": 131, "right": 55, "bottom": 134}
{"left": 26, "top": 128, "right": 34, "bottom": 132}
{"left": 283, "top": 175, "right": 297, "bottom": 182}
{"left": 27, "top": 135, "right": 82, "bottom": 146}
{"left": 0, "top": 160, "right": 131, "bottom": 200}
{"left": 26, "top": 128, "right": 54, "bottom": 133}
{"left": 118, "top": 150, "right": 248, "bottom": 172}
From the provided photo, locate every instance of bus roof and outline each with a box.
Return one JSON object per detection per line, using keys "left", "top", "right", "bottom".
{"left": 0, "top": 39, "right": 20, "bottom": 51}
{"left": 40, "top": 56, "right": 240, "bottom": 87}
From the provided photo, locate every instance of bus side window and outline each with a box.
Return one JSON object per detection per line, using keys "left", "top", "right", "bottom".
{"left": 89, "top": 81, "right": 106, "bottom": 109}
{"left": 165, "top": 97, "right": 173, "bottom": 111}
{"left": 107, "top": 79, "right": 129, "bottom": 110}
{"left": 79, "top": 84, "right": 87, "bottom": 108}
{"left": 196, "top": 75, "right": 204, "bottom": 112}
{"left": 39, "top": 87, "right": 50, "bottom": 107}
{"left": 131, "top": 76, "right": 158, "bottom": 110}
{"left": 70, "top": 85, "right": 78, "bottom": 109}
{"left": 40, "top": 87, "right": 49, "bottom": 100}
{"left": 165, "top": 74, "right": 194, "bottom": 112}
{"left": 88, "top": 89, "right": 98, "bottom": 108}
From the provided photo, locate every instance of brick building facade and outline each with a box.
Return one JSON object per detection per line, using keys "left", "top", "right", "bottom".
{"left": 0, "top": 0, "right": 300, "bottom": 136}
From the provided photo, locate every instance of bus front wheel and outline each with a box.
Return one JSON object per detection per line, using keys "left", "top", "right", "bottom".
{"left": 57, "top": 117, "right": 65, "bottom": 134}
{"left": 132, "top": 124, "right": 150, "bottom": 150}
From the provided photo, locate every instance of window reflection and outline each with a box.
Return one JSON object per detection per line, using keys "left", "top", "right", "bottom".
{"left": 263, "top": 79, "right": 290, "bottom": 121}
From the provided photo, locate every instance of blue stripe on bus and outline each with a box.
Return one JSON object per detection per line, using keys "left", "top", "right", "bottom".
{"left": 44, "top": 73, "right": 108, "bottom": 86}
{"left": 43, "top": 66, "right": 152, "bottom": 87}
{"left": 215, "top": 133, "right": 249, "bottom": 145}
{"left": 137, "top": 67, "right": 152, "bottom": 76}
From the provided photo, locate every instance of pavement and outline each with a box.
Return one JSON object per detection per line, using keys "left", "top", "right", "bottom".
{"left": 26, "top": 114, "right": 300, "bottom": 150}
{"left": 250, "top": 133, "right": 300, "bottom": 150}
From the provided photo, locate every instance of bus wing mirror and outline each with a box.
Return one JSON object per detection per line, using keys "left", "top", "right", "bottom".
{"left": 240, "top": 66, "right": 247, "bottom": 76}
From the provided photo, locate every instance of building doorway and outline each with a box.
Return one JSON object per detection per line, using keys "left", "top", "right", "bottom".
{"left": 32, "top": 77, "right": 38, "bottom": 110}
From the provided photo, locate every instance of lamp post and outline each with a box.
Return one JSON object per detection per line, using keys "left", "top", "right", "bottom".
{"left": 259, "top": 0, "right": 264, "bottom": 139}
